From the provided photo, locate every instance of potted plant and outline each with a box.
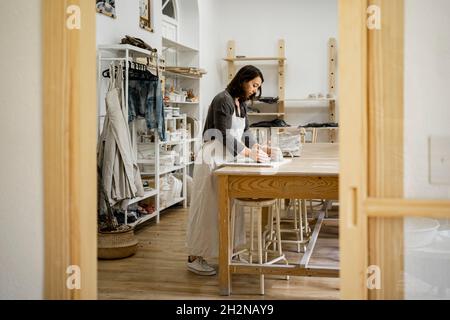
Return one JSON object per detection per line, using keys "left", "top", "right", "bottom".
{"left": 97, "top": 166, "right": 138, "bottom": 260}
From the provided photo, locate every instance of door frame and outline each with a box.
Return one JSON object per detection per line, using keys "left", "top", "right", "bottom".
{"left": 43, "top": 0, "right": 97, "bottom": 299}
{"left": 339, "top": 0, "right": 450, "bottom": 300}
{"left": 42, "top": 0, "right": 450, "bottom": 300}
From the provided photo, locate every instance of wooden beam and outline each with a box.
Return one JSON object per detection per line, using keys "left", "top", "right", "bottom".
{"left": 228, "top": 176, "right": 339, "bottom": 200}
{"left": 230, "top": 265, "right": 339, "bottom": 278}
{"left": 278, "top": 39, "right": 286, "bottom": 117}
{"left": 227, "top": 40, "right": 235, "bottom": 82}
{"left": 218, "top": 175, "right": 231, "bottom": 296}
{"left": 328, "top": 38, "right": 337, "bottom": 95}
{"left": 338, "top": 0, "right": 369, "bottom": 300}
{"left": 300, "top": 212, "right": 325, "bottom": 267}
{"left": 223, "top": 57, "right": 287, "bottom": 62}
{"left": 367, "top": 0, "right": 405, "bottom": 300}
{"left": 366, "top": 199, "right": 450, "bottom": 218}
{"left": 43, "top": 0, "right": 97, "bottom": 300}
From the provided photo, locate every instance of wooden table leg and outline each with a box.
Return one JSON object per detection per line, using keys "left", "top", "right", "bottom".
{"left": 218, "top": 175, "right": 231, "bottom": 296}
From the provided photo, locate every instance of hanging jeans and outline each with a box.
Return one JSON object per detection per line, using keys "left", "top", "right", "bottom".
{"left": 128, "top": 75, "right": 166, "bottom": 141}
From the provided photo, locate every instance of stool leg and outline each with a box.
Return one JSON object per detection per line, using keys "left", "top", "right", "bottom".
{"left": 270, "top": 205, "right": 276, "bottom": 252}
{"left": 250, "top": 207, "right": 254, "bottom": 264}
{"left": 303, "top": 200, "right": 309, "bottom": 236}
{"left": 265, "top": 206, "right": 273, "bottom": 263}
{"left": 294, "top": 199, "right": 301, "bottom": 253}
{"left": 303, "top": 200, "right": 310, "bottom": 239}
{"left": 230, "top": 201, "right": 236, "bottom": 262}
{"left": 257, "top": 207, "right": 264, "bottom": 295}
{"left": 276, "top": 202, "right": 283, "bottom": 257}
{"left": 276, "top": 202, "right": 290, "bottom": 281}
{"left": 293, "top": 199, "right": 298, "bottom": 229}
{"left": 299, "top": 199, "right": 305, "bottom": 253}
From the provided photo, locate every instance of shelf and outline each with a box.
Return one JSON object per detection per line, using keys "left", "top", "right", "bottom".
{"left": 300, "top": 127, "right": 339, "bottom": 130}
{"left": 249, "top": 126, "right": 339, "bottom": 130}
{"left": 160, "top": 165, "right": 186, "bottom": 175}
{"left": 137, "top": 159, "right": 155, "bottom": 165}
{"left": 165, "top": 101, "right": 199, "bottom": 105}
{"left": 160, "top": 140, "right": 186, "bottom": 146}
{"left": 164, "top": 70, "right": 202, "bottom": 80}
{"left": 162, "top": 37, "right": 199, "bottom": 52}
{"left": 98, "top": 44, "right": 155, "bottom": 57}
{"left": 96, "top": 9, "right": 116, "bottom": 19}
{"left": 248, "top": 113, "right": 285, "bottom": 116}
{"left": 160, "top": 197, "right": 185, "bottom": 211}
{"left": 128, "top": 212, "right": 158, "bottom": 228}
{"left": 285, "top": 98, "right": 336, "bottom": 103}
{"left": 128, "top": 189, "right": 158, "bottom": 205}
{"left": 253, "top": 100, "right": 284, "bottom": 105}
{"left": 138, "top": 138, "right": 190, "bottom": 146}
{"left": 223, "top": 57, "right": 286, "bottom": 62}
{"left": 141, "top": 164, "right": 186, "bottom": 176}
{"left": 165, "top": 116, "right": 186, "bottom": 120}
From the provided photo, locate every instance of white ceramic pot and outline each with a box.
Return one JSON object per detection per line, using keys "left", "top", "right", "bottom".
{"left": 405, "top": 218, "right": 440, "bottom": 248}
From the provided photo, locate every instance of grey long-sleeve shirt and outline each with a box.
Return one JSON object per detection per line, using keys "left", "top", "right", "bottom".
{"left": 202, "top": 90, "right": 257, "bottom": 156}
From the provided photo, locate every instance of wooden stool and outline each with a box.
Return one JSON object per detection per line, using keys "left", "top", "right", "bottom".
{"left": 280, "top": 199, "right": 311, "bottom": 253}
{"left": 231, "top": 198, "right": 288, "bottom": 295}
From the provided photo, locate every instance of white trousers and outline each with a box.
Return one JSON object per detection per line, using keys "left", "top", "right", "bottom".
{"left": 186, "top": 141, "right": 246, "bottom": 259}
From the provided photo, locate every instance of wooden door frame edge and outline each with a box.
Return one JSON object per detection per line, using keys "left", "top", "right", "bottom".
{"left": 338, "top": 0, "right": 369, "bottom": 300}
{"left": 43, "top": 0, "right": 97, "bottom": 300}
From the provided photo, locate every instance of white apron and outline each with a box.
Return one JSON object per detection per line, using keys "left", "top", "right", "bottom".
{"left": 186, "top": 110, "right": 246, "bottom": 258}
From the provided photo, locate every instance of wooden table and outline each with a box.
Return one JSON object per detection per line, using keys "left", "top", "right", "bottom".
{"left": 215, "top": 143, "right": 340, "bottom": 296}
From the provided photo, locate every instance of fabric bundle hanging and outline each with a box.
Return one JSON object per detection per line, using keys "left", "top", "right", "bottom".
{"left": 127, "top": 61, "right": 166, "bottom": 141}
{"left": 98, "top": 63, "right": 145, "bottom": 211}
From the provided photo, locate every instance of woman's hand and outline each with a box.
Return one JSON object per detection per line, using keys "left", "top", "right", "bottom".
{"left": 248, "top": 144, "right": 271, "bottom": 163}
{"left": 260, "top": 145, "right": 283, "bottom": 162}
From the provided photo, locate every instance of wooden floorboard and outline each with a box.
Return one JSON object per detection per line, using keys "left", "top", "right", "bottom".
{"left": 98, "top": 206, "right": 340, "bottom": 300}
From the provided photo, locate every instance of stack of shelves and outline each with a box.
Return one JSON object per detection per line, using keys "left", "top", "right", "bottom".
{"left": 224, "top": 38, "right": 338, "bottom": 144}
{"left": 138, "top": 113, "right": 188, "bottom": 215}
{"left": 97, "top": 44, "right": 187, "bottom": 228}
{"left": 162, "top": 37, "right": 204, "bottom": 173}
{"left": 224, "top": 39, "right": 286, "bottom": 119}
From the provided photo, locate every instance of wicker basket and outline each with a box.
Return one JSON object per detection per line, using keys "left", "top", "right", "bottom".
{"left": 98, "top": 228, "right": 139, "bottom": 260}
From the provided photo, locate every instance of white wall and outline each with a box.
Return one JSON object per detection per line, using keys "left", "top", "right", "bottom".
{"left": 198, "top": 0, "right": 223, "bottom": 122}
{"left": 404, "top": 0, "right": 450, "bottom": 300}
{"left": 199, "top": 0, "right": 338, "bottom": 127}
{"left": 96, "top": 0, "right": 163, "bottom": 51}
{"left": 0, "top": 0, "right": 44, "bottom": 299}
{"left": 178, "top": 0, "right": 199, "bottom": 50}
{"left": 404, "top": 0, "right": 450, "bottom": 200}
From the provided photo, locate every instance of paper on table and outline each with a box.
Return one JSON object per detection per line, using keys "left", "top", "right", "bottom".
{"left": 220, "top": 157, "right": 292, "bottom": 168}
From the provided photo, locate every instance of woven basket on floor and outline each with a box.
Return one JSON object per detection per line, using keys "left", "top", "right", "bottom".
{"left": 98, "top": 227, "right": 139, "bottom": 260}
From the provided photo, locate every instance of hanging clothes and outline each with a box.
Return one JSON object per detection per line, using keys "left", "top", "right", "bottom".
{"left": 128, "top": 66, "right": 166, "bottom": 141}
{"left": 98, "top": 63, "right": 145, "bottom": 211}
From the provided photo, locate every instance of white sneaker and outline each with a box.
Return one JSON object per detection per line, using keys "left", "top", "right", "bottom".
{"left": 187, "top": 257, "right": 217, "bottom": 276}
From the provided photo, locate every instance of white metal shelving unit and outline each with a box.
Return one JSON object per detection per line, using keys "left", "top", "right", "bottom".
{"left": 97, "top": 44, "right": 187, "bottom": 228}
{"left": 139, "top": 113, "right": 188, "bottom": 218}
{"left": 162, "top": 37, "right": 204, "bottom": 176}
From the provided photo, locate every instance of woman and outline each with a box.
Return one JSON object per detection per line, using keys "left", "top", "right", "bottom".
{"left": 186, "top": 65, "right": 274, "bottom": 275}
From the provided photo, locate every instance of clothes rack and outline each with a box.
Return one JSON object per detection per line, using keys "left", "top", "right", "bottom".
{"left": 98, "top": 44, "right": 187, "bottom": 227}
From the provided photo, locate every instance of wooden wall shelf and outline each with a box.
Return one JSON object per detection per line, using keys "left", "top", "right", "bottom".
{"left": 225, "top": 39, "right": 286, "bottom": 120}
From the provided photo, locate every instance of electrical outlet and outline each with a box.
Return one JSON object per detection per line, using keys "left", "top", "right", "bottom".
{"left": 429, "top": 136, "right": 450, "bottom": 185}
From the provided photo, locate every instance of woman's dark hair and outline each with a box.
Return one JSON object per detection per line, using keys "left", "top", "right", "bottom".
{"left": 226, "top": 65, "right": 264, "bottom": 101}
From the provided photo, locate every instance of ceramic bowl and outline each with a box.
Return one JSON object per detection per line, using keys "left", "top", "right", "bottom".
{"left": 405, "top": 218, "right": 440, "bottom": 248}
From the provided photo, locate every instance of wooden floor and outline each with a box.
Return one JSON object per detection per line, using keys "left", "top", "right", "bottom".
{"left": 98, "top": 205, "right": 340, "bottom": 300}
